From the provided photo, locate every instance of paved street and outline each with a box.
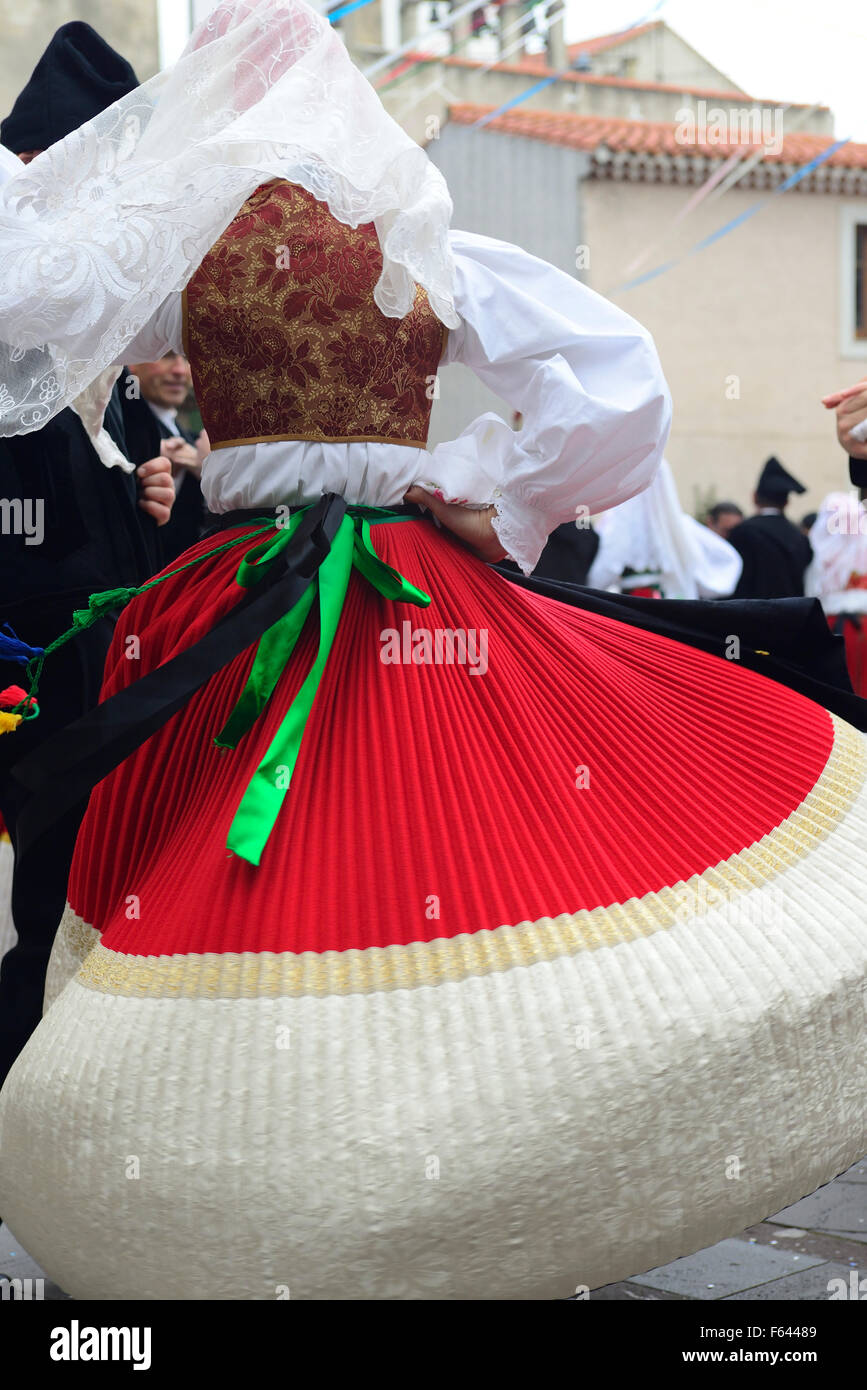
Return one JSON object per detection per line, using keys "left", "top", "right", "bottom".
{"left": 592, "top": 1158, "right": 867, "bottom": 1301}
{"left": 2, "top": 1157, "right": 865, "bottom": 1301}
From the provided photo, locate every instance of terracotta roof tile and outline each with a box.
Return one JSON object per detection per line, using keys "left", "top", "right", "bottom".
{"left": 448, "top": 103, "right": 864, "bottom": 168}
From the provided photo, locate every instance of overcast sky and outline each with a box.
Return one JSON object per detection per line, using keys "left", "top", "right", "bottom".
{"left": 566, "top": 0, "right": 867, "bottom": 141}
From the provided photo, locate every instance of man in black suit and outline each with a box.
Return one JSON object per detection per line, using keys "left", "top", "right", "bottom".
{"left": 727, "top": 457, "right": 813, "bottom": 599}
{"left": 121, "top": 354, "right": 209, "bottom": 563}
{"left": 0, "top": 23, "right": 176, "bottom": 1091}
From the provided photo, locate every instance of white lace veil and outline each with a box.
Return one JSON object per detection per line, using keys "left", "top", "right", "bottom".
{"left": 0, "top": 0, "right": 458, "bottom": 435}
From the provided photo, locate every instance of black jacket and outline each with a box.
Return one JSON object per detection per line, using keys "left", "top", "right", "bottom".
{"left": 119, "top": 387, "right": 205, "bottom": 564}
{"left": 0, "top": 384, "right": 161, "bottom": 628}
{"left": 499, "top": 521, "right": 599, "bottom": 586}
{"left": 727, "top": 512, "right": 813, "bottom": 600}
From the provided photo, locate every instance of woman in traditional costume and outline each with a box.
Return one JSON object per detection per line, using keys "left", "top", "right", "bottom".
{"left": 807, "top": 492, "right": 867, "bottom": 698}
{"left": 0, "top": 0, "right": 865, "bottom": 1300}
{"left": 588, "top": 459, "right": 743, "bottom": 599}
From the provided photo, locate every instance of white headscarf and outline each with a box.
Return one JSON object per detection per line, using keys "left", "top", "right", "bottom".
{"left": 588, "top": 459, "right": 742, "bottom": 599}
{"left": 0, "top": 0, "right": 457, "bottom": 436}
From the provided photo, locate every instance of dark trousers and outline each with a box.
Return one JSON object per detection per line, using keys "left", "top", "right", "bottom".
{"left": 0, "top": 615, "right": 113, "bottom": 1092}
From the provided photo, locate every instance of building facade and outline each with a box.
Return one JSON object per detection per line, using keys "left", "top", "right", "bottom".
{"left": 427, "top": 103, "right": 867, "bottom": 516}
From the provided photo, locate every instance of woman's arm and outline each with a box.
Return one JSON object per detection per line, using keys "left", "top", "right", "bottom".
{"left": 417, "top": 230, "right": 672, "bottom": 574}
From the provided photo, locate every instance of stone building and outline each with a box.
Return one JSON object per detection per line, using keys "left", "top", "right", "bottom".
{"left": 426, "top": 101, "right": 867, "bottom": 515}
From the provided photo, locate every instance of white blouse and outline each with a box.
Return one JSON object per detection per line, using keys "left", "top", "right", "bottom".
{"left": 117, "top": 230, "right": 672, "bottom": 575}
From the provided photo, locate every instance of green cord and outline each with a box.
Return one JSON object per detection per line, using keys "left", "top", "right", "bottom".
{"left": 18, "top": 520, "right": 277, "bottom": 718}
{"left": 14, "top": 505, "right": 417, "bottom": 722}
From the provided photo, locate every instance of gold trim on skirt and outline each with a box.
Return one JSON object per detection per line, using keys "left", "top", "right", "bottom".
{"left": 68, "top": 715, "right": 865, "bottom": 1001}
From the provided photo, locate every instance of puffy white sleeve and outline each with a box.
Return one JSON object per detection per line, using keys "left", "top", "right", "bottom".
{"left": 423, "top": 230, "right": 672, "bottom": 574}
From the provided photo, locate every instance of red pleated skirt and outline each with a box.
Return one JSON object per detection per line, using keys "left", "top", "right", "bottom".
{"left": 67, "top": 516, "right": 833, "bottom": 957}
{"left": 828, "top": 612, "right": 867, "bottom": 699}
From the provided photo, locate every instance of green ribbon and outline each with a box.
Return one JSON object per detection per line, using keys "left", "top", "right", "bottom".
{"left": 17, "top": 526, "right": 278, "bottom": 722}
{"left": 219, "top": 507, "right": 431, "bottom": 866}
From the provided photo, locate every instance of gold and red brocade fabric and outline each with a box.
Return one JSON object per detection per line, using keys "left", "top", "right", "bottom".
{"left": 183, "top": 180, "right": 447, "bottom": 450}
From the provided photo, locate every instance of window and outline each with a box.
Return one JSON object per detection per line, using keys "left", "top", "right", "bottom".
{"left": 839, "top": 204, "right": 867, "bottom": 359}
{"left": 856, "top": 223, "right": 867, "bottom": 340}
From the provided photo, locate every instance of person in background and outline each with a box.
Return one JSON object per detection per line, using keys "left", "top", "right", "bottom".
{"left": 588, "top": 459, "right": 742, "bottom": 600}
{"left": 800, "top": 511, "right": 818, "bottom": 536}
{"left": 727, "top": 457, "right": 813, "bottom": 599}
{"left": 805, "top": 493, "right": 867, "bottom": 696}
{"left": 705, "top": 501, "right": 744, "bottom": 540}
{"left": 497, "top": 516, "right": 600, "bottom": 585}
{"left": 122, "top": 354, "right": 209, "bottom": 562}
{"left": 0, "top": 22, "right": 175, "bottom": 1092}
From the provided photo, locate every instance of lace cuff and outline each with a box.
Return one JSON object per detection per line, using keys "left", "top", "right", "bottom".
{"left": 490, "top": 490, "right": 551, "bottom": 576}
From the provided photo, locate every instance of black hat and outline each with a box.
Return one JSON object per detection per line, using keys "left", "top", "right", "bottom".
{"left": 1, "top": 22, "right": 138, "bottom": 156}
{"left": 756, "top": 456, "right": 806, "bottom": 501}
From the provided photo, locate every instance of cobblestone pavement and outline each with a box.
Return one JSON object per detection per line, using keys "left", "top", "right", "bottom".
{"left": 2, "top": 1158, "right": 865, "bottom": 1300}
{"left": 591, "top": 1159, "right": 867, "bottom": 1301}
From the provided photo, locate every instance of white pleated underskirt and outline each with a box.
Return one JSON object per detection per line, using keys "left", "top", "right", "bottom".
{"left": 0, "top": 741, "right": 866, "bottom": 1299}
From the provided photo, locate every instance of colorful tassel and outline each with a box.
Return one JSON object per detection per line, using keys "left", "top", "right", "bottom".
{"left": 70, "top": 588, "right": 139, "bottom": 632}
{"left": 0, "top": 522, "right": 282, "bottom": 734}
{"left": 0, "top": 684, "right": 30, "bottom": 707}
{"left": 0, "top": 624, "right": 43, "bottom": 667}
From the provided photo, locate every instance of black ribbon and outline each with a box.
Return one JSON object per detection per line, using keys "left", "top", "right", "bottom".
{"left": 12, "top": 493, "right": 867, "bottom": 862}
{"left": 11, "top": 494, "right": 348, "bottom": 861}
{"left": 497, "top": 567, "right": 867, "bottom": 731}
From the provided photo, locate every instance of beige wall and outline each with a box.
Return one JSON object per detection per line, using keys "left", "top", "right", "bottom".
{"left": 584, "top": 178, "right": 867, "bottom": 517}
{"left": 0, "top": 0, "right": 160, "bottom": 121}
{"left": 339, "top": 0, "right": 386, "bottom": 58}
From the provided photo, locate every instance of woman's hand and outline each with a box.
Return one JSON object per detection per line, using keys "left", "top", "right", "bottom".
{"left": 403, "top": 487, "right": 508, "bottom": 564}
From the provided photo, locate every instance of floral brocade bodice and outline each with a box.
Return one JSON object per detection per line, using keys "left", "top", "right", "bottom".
{"left": 183, "top": 180, "right": 447, "bottom": 450}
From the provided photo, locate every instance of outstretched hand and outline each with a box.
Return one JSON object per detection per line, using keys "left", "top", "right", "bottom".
{"left": 403, "top": 487, "right": 507, "bottom": 564}
{"left": 822, "top": 379, "right": 867, "bottom": 461}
